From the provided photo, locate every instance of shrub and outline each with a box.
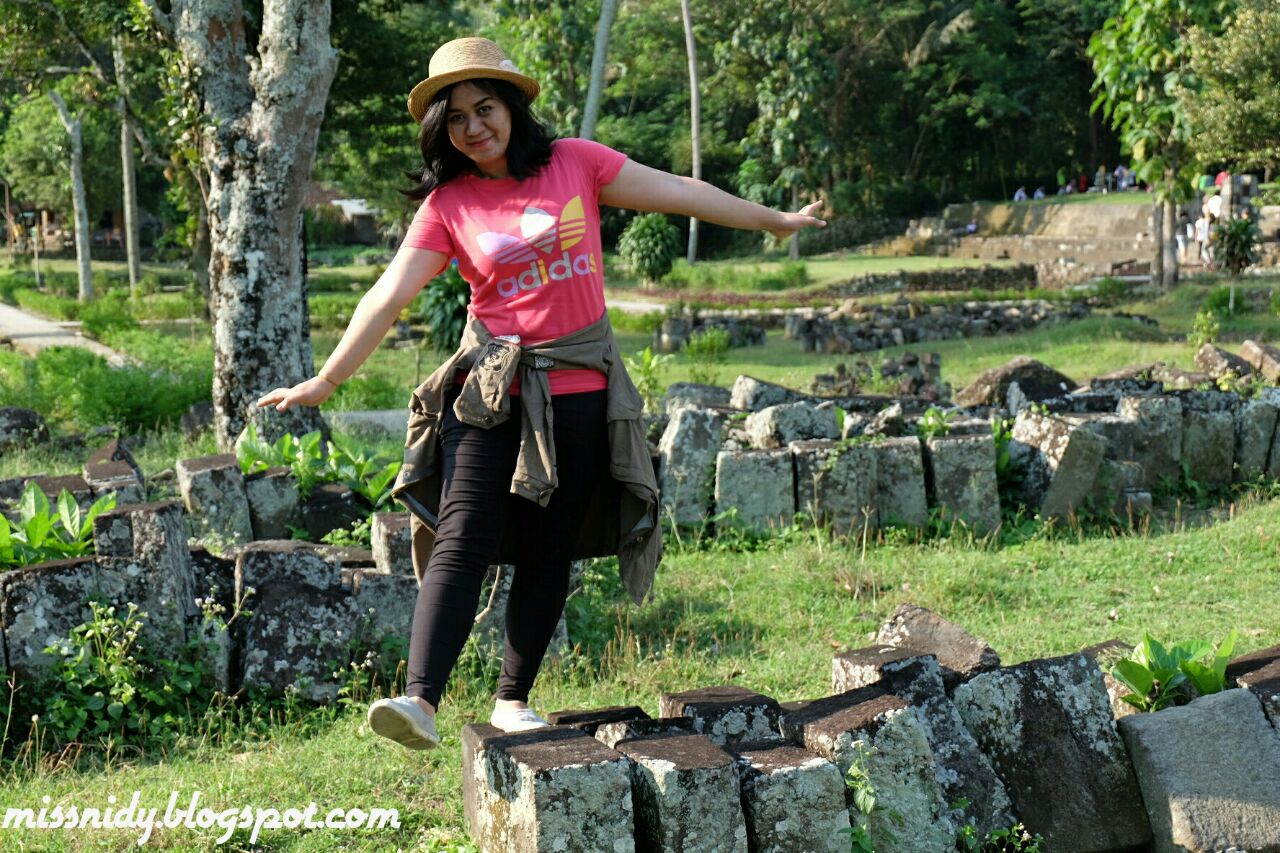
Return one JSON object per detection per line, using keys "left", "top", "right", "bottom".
{"left": 0, "top": 483, "right": 115, "bottom": 569}
{"left": 1187, "top": 309, "right": 1221, "bottom": 349}
{"left": 14, "top": 287, "right": 79, "bottom": 320}
{"left": 1214, "top": 216, "right": 1261, "bottom": 277}
{"left": 80, "top": 291, "right": 139, "bottom": 341}
{"left": 625, "top": 346, "right": 674, "bottom": 414}
{"left": 1202, "top": 285, "right": 1238, "bottom": 316}
{"left": 618, "top": 213, "right": 681, "bottom": 285}
{"left": 682, "top": 326, "right": 731, "bottom": 385}
{"left": 1091, "top": 276, "right": 1130, "bottom": 306}
{"left": 416, "top": 264, "right": 470, "bottom": 353}
{"left": 607, "top": 307, "right": 663, "bottom": 335}
{"left": 328, "top": 373, "right": 405, "bottom": 410}
{"left": 1110, "top": 632, "right": 1237, "bottom": 712}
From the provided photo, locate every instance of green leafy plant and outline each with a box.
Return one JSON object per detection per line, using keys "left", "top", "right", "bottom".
{"left": 80, "top": 291, "right": 139, "bottom": 341}
{"left": 625, "top": 345, "right": 674, "bottom": 414}
{"left": 1091, "top": 276, "right": 1130, "bottom": 306}
{"left": 1187, "top": 309, "right": 1220, "bottom": 350}
{"left": 40, "top": 602, "right": 211, "bottom": 746}
{"left": 1110, "top": 631, "right": 1238, "bottom": 712}
{"left": 320, "top": 517, "right": 373, "bottom": 549}
{"left": 0, "top": 484, "right": 116, "bottom": 568}
{"left": 1214, "top": 216, "right": 1261, "bottom": 278}
{"left": 839, "top": 741, "right": 887, "bottom": 852}
{"left": 618, "top": 213, "right": 681, "bottom": 285}
{"left": 916, "top": 406, "right": 954, "bottom": 440}
{"left": 237, "top": 424, "right": 401, "bottom": 512}
{"left": 682, "top": 326, "right": 731, "bottom": 386}
{"left": 417, "top": 264, "right": 470, "bottom": 354}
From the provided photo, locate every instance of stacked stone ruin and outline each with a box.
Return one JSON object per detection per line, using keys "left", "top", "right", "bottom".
{"left": 657, "top": 340, "right": 1280, "bottom": 539}
{"left": 462, "top": 602, "right": 1280, "bottom": 852}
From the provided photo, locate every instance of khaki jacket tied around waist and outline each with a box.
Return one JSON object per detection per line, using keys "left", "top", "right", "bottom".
{"left": 389, "top": 311, "right": 662, "bottom": 606}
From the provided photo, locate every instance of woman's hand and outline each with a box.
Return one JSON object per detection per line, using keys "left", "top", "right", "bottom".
{"left": 255, "top": 376, "right": 338, "bottom": 413}
{"left": 767, "top": 201, "right": 827, "bottom": 240}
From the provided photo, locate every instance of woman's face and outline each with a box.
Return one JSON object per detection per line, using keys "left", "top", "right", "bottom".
{"left": 446, "top": 81, "right": 512, "bottom": 177}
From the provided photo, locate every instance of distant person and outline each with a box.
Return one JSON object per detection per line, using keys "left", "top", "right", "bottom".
{"left": 1195, "top": 214, "right": 1212, "bottom": 265}
{"left": 1176, "top": 212, "right": 1191, "bottom": 264}
{"left": 965, "top": 218, "right": 978, "bottom": 234}
{"left": 1012, "top": 186, "right": 1028, "bottom": 202}
{"left": 1063, "top": 180, "right": 1075, "bottom": 195}
{"left": 1207, "top": 192, "right": 1223, "bottom": 220}
{"left": 1215, "top": 169, "right": 1229, "bottom": 188}
{"left": 1113, "top": 164, "right": 1129, "bottom": 191}
{"left": 1033, "top": 186, "right": 1046, "bottom": 200}
{"left": 1095, "top": 165, "right": 1108, "bottom": 192}
{"left": 1077, "top": 173, "right": 1089, "bottom": 193}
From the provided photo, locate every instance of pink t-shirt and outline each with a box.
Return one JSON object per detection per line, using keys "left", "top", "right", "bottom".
{"left": 402, "top": 137, "right": 628, "bottom": 394}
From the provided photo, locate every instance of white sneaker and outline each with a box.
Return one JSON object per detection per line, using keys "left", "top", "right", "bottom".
{"left": 367, "top": 696, "right": 440, "bottom": 750}
{"left": 490, "top": 706, "right": 551, "bottom": 733}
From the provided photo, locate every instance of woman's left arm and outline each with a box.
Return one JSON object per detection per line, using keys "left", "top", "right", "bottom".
{"left": 599, "top": 159, "right": 825, "bottom": 239}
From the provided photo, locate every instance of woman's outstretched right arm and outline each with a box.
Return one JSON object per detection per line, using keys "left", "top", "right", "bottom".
{"left": 256, "top": 246, "right": 450, "bottom": 412}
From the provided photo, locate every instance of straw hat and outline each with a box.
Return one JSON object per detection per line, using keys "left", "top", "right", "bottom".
{"left": 407, "top": 37, "right": 540, "bottom": 122}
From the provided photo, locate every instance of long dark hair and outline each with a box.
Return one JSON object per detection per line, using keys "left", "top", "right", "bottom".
{"left": 402, "top": 78, "right": 554, "bottom": 200}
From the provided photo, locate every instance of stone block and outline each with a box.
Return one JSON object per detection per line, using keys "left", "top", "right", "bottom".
{"left": 1118, "top": 689, "right": 1280, "bottom": 853}
{"left": 1060, "top": 412, "right": 1136, "bottom": 460}
{"left": 616, "top": 733, "right": 748, "bottom": 852}
{"left": 1241, "top": 339, "right": 1280, "bottom": 383}
{"left": 0, "top": 406, "right": 49, "bottom": 450}
{"left": 832, "top": 648, "right": 1015, "bottom": 835}
{"left": 1194, "top": 342, "right": 1254, "bottom": 379}
{"left": 86, "top": 437, "right": 143, "bottom": 482}
{"left": 462, "top": 724, "right": 634, "bottom": 853}
{"left": 370, "top": 512, "right": 413, "bottom": 575}
{"left": 730, "top": 375, "right": 813, "bottom": 411}
{"left": 1236, "top": 394, "right": 1280, "bottom": 482}
{"left": 778, "top": 686, "right": 955, "bottom": 852}
{"left": 745, "top": 402, "right": 839, "bottom": 449}
{"left": 659, "top": 685, "right": 782, "bottom": 747}
{"left": 1080, "top": 639, "right": 1139, "bottom": 721}
{"left": 176, "top": 453, "right": 253, "bottom": 547}
{"left": 663, "top": 381, "right": 732, "bottom": 416}
{"left": 243, "top": 467, "right": 300, "bottom": 539}
{"left": 791, "top": 440, "right": 877, "bottom": 535}
{"left": 300, "top": 482, "right": 364, "bottom": 541}
{"left": 714, "top": 449, "right": 795, "bottom": 532}
{"left": 1181, "top": 406, "right": 1236, "bottom": 491}
{"left": 952, "top": 653, "right": 1151, "bottom": 852}
{"left": 595, "top": 717, "right": 695, "bottom": 749}
{"left": 658, "top": 408, "right": 727, "bottom": 526}
{"left": 91, "top": 504, "right": 136, "bottom": 558}
{"left": 1009, "top": 410, "right": 1106, "bottom": 519}
{"left": 1235, "top": 659, "right": 1280, "bottom": 728}
{"left": 954, "top": 356, "right": 1076, "bottom": 407}
{"left": 923, "top": 434, "right": 1000, "bottom": 533}
{"left": 190, "top": 546, "right": 236, "bottom": 621}
{"left": 83, "top": 460, "right": 144, "bottom": 505}
{"left": 872, "top": 437, "right": 929, "bottom": 528}
{"left": 876, "top": 603, "right": 1000, "bottom": 694}
{"left": 546, "top": 706, "right": 649, "bottom": 735}
{"left": 192, "top": 618, "right": 234, "bottom": 694}
{"left": 1118, "top": 395, "right": 1183, "bottom": 488}
{"left": 350, "top": 571, "right": 418, "bottom": 652}
{"left": 731, "top": 742, "right": 851, "bottom": 853}
{"left": 27, "top": 474, "right": 93, "bottom": 505}
{"left": 1227, "top": 643, "right": 1280, "bottom": 684}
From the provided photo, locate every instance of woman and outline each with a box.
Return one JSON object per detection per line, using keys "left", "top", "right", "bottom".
{"left": 256, "top": 37, "right": 824, "bottom": 749}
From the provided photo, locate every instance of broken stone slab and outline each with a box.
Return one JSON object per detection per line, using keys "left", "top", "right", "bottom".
{"left": 616, "top": 733, "right": 748, "bottom": 852}
{"left": 462, "top": 724, "right": 635, "bottom": 853}
{"left": 745, "top": 401, "right": 839, "bottom": 449}
{"left": 243, "top": 467, "right": 300, "bottom": 540}
{"left": 778, "top": 686, "right": 956, "bottom": 852}
{"left": 954, "top": 356, "right": 1077, "bottom": 407}
{"left": 83, "top": 460, "right": 145, "bottom": 505}
{"left": 595, "top": 717, "right": 696, "bottom": 749}
{"left": 370, "top": 512, "right": 413, "bottom": 575}
{"left": 1194, "top": 342, "right": 1255, "bottom": 379}
{"left": 1060, "top": 412, "right": 1136, "bottom": 460}
{"left": 952, "top": 652, "right": 1151, "bottom": 852}
{"left": 791, "top": 440, "right": 877, "bottom": 535}
{"left": 862, "top": 402, "right": 906, "bottom": 437}
{"left": 876, "top": 603, "right": 1000, "bottom": 694}
{"left": 923, "top": 434, "right": 1001, "bottom": 534}
{"left": 300, "top": 482, "right": 364, "bottom": 541}
{"left": 1117, "top": 395, "right": 1183, "bottom": 488}
{"left": 86, "top": 437, "right": 144, "bottom": 482}
{"left": 660, "top": 685, "right": 783, "bottom": 747}
{"left": 1118, "top": 689, "right": 1280, "bottom": 853}
{"left": 1235, "top": 394, "right": 1280, "bottom": 482}
{"left": 731, "top": 375, "right": 817, "bottom": 411}
{"left": 176, "top": 453, "right": 253, "bottom": 547}
{"left": 1241, "top": 339, "right": 1280, "bottom": 383}
{"left": 714, "top": 449, "right": 795, "bottom": 532}
{"left": 658, "top": 407, "right": 728, "bottom": 526}
{"left": 831, "top": 648, "right": 1016, "bottom": 836}
{"left": 663, "top": 381, "right": 732, "bottom": 416}
{"left": 350, "top": 571, "right": 417, "bottom": 653}
{"left": 1087, "top": 365, "right": 1163, "bottom": 397}
{"left": 731, "top": 741, "right": 852, "bottom": 853}
{"left": 1233, "top": 660, "right": 1280, "bottom": 728}
{"left": 546, "top": 705, "right": 650, "bottom": 735}
{"left": 1009, "top": 410, "right": 1106, "bottom": 519}
{"left": 1179, "top": 392, "right": 1238, "bottom": 491}
{"left": 26, "top": 474, "right": 93, "bottom": 506}
{"left": 872, "top": 436, "right": 929, "bottom": 528}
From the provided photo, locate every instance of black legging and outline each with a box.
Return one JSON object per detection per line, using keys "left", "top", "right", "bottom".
{"left": 405, "top": 384, "right": 609, "bottom": 709}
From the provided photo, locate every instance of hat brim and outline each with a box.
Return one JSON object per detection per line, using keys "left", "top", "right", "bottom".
{"left": 407, "top": 68, "right": 540, "bottom": 122}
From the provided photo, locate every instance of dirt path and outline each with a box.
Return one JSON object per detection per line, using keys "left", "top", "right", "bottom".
{"left": 0, "top": 302, "right": 127, "bottom": 366}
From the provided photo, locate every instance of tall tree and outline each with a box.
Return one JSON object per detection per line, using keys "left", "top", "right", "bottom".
{"left": 46, "top": 90, "right": 92, "bottom": 300}
{"left": 679, "top": 0, "right": 700, "bottom": 263}
{"left": 1089, "top": 0, "right": 1232, "bottom": 289}
{"left": 579, "top": 0, "right": 619, "bottom": 141}
{"left": 142, "top": 0, "right": 337, "bottom": 449}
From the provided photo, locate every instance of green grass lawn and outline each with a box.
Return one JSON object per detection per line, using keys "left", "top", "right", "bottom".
{"left": 4, "top": 497, "right": 1279, "bottom": 849}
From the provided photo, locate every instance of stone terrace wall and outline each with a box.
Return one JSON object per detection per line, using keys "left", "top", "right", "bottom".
{"left": 462, "top": 603, "right": 1280, "bottom": 852}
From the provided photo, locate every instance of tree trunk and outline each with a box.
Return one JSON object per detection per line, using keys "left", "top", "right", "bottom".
{"left": 1150, "top": 201, "right": 1164, "bottom": 289}
{"left": 48, "top": 92, "right": 93, "bottom": 303}
{"left": 680, "top": 0, "right": 700, "bottom": 265}
{"left": 114, "top": 36, "right": 142, "bottom": 295}
{"left": 578, "top": 0, "right": 618, "bottom": 141}
{"left": 171, "top": 0, "right": 337, "bottom": 449}
{"left": 1161, "top": 197, "right": 1178, "bottom": 290}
